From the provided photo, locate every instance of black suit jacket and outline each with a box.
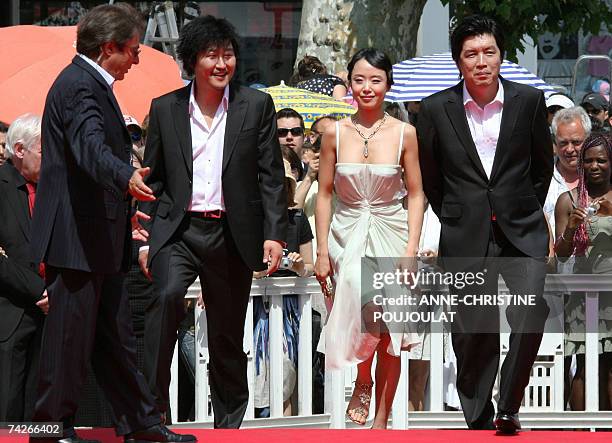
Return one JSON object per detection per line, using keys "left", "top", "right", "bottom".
{"left": 417, "top": 79, "right": 553, "bottom": 260}
{"left": 141, "top": 83, "right": 287, "bottom": 271}
{"left": 31, "top": 56, "right": 135, "bottom": 274}
{"left": 0, "top": 163, "right": 45, "bottom": 341}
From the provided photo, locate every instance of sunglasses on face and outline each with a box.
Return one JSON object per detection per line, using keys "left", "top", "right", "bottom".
{"left": 277, "top": 127, "right": 304, "bottom": 137}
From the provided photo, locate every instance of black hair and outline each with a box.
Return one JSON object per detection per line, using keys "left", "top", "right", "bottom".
{"left": 573, "top": 132, "right": 612, "bottom": 256}
{"left": 276, "top": 108, "right": 304, "bottom": 129}
{"left": 281, "top": 145, "right": 303, "bottom": 178}
{"left": 177, "top": 15, "right": 240, "bottom": 78}
{"left": 347, "top": 48, "right": 394, "bottom": 86}
{"left": 0, "top": 121, "right": 8, "bottom": 133}
{"left": 450, "top": 15, "right": 505, "bottom": 66}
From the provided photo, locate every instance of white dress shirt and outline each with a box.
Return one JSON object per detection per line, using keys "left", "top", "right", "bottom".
{"left": 78, "top": 53, "right": 115, "bottom": 88}
{"left": 463, "top": 80, "right": 504, "bottom": 179}
{"left": 543, "top": 160, "right": 571, "bottom": 234}
{"left": 188, "top": 83, "right": 229, "bottom": 212}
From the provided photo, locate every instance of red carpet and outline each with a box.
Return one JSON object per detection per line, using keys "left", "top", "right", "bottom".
{"left": 3, "top": 429, "right": 612, "bottom": 443}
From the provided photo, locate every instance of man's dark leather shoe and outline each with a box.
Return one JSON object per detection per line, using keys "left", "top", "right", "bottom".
{"left": 494, "top": 411, "right": 521, "bottom": 434}
{"left": 124, "top": 424, "right": 196, "bottom": 443}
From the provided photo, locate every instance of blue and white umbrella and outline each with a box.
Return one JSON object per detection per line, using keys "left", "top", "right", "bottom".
{"left": 386, "top": 52, "right": 554, "bottom": 102}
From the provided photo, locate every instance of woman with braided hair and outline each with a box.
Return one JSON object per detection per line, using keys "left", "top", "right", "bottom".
{"left": 554, "top": 132, "right": 612, "bottom": 410}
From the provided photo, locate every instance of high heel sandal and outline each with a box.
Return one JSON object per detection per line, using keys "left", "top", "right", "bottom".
{"left": 346, "top": 381, "right": 373, "bottom": 425}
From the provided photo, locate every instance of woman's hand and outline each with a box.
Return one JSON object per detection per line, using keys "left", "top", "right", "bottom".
{"left": 594, "top": 197, "right": 612, "bottom": 216}
{"left": 567, "top": 206, "right": 588, "bottom": 230}
{"left": 315, "top": 253, "right": 333, "bottom": 281}
{"left": 288, "top": 251, "right": 304, "bottom": 275}
{"left": 315, "top": 254, "right": 334, "bottom": 298}
{"left": 398, "top": 251, "right": 418, "bottom": 286}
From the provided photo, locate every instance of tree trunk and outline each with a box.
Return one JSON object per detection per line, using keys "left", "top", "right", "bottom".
{"left": 296, "top": 0, "right": 427, "bottom": 74}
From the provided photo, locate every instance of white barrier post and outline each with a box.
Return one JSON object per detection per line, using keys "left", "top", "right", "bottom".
{"left": 585, "top": 291, "right": 599, "bottom": 412}
{"left": 298, "top": 293, "right": 313, "bottom": 415}
{"left": 269, "top": 292, "right": 284, "bottom": 417}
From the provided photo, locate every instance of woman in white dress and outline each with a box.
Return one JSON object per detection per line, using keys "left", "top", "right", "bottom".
{"left": 315, "top": 48, "right": 424, "bottom": 428}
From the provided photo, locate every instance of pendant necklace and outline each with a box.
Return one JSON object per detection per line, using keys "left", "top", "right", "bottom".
{"left": 350, "top": 112, "right": 389, "bottom": 158}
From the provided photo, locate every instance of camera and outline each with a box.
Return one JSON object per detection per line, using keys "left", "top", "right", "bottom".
{"left": 280, "top": 249, "right": 293, "bottom": 270}
{"left": 586, "top": 202, "right": 599, "bottom": 220}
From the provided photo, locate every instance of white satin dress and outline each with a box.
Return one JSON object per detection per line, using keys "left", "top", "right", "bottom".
{"left": 320, "top": 122, "right": 421, "bottom": 369}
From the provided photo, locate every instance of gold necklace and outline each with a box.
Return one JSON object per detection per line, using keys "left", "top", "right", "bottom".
{"left": 350, "top": 112, "right": 389, "bottom": 158}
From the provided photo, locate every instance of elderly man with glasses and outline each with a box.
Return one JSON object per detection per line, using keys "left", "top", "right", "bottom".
{"left": 544, "top": 106, "right": 592, "bottom": 237}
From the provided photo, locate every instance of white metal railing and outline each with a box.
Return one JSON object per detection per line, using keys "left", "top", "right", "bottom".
{"left": 167, "top": 274, "right": 612, "bottom": 430}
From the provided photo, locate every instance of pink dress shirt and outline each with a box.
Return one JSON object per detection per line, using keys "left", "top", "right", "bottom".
{"left": 463, "top": 80, "right": 504, "bottom": 179}
{"left": 188, "top": 83, "right": 229, "bottom": 212}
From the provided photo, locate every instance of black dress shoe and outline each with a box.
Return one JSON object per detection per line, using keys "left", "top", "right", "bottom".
{"left": 124, "top": 424, "right": 196, "bottom": 443}
{"left": 494, "top": 411, "right": 521, "bottom": 434}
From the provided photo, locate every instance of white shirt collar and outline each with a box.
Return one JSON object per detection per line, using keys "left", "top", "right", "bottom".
{"left": 463, "top": 79, "right": 504, "bottom": 109}
{"left": 78, "top": 53, "right": 115, "bottom": 88}
{"left": 189, "top": 82, "right": 230, "bottom": 116}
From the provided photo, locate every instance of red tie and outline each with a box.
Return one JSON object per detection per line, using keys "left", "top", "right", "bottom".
{"left": 25, "top": 182, "right": 36, "bottom": 217}
{"left": 25, "top": 182, "right": 45, "bottom": 279}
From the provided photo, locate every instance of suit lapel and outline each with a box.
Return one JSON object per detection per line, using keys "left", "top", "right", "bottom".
{"left": 2, "top": 164, "right": 30, "bottom": 240}
{"left": 443, "top": 83, "right": 488, "bottom": 182}
{"left": 72, "top": 56, "right": 129, "bottom": 138}
{"left": 172, "top": 85, "right": 193, "bottom": 177}
{"left": 489, "top": 79, "right": 522, "bottom": 182}
{"left": 222, "top": 85, "right": 248, "bottom": 173}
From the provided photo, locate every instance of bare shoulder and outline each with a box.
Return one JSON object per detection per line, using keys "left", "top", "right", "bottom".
{"left": 321, "top": 120, "right": 338, "bottom": 147}
{"left": 336, "top": 117, "right": 352, "bottom": 131}
{"left": 386, "top": 116, "right": 416, "bottom": 141}
{"left": 555, "top": 191, "right": 572, "bottom": 211}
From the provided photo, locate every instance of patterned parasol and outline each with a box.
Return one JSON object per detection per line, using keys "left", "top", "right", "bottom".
{"left": 262, "top": 81, "right": 355, "bottom": 129}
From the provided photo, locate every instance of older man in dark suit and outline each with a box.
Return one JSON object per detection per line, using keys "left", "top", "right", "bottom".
{"left": 138, "top": 15, "right": 287, "bottom": 429}
{"left": 30, "top": 4, "right": 194, "bottom": 443}
{"left": 0, "top": 114, "right": 47, "bottom": 422}
{"left": 417, "top": 15, "right": 553, "bottom": 434}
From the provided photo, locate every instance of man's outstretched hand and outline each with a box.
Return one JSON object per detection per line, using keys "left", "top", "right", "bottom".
{"left": 129, "top": 167, "right": 155, "bottom": 202}
{"left": 131, "top": 210, "right": 150, "bottom": 242}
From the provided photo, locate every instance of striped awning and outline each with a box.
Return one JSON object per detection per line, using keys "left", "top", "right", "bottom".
{"left": 386, "top": 52, "right": 554, "bottom": 102}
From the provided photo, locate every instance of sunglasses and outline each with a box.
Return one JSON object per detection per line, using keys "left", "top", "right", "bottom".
{"left": 277, "top": 127, "right": 304, "bottom": 137}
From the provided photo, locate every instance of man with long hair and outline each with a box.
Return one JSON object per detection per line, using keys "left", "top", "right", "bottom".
{"left": 30, "top": 4, "right": 194, "bottom": 442}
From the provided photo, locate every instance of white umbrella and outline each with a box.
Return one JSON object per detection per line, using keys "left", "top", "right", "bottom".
{"left": 386, "top": 52, "right": 554, "bottom": 102}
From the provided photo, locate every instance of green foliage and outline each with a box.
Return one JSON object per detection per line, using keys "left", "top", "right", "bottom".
{"left": 441, "top": 0, "right": 612, "bottom": 62}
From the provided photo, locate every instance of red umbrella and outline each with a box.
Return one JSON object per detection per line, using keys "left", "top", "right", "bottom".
{"left": 0, "top": 25, "right": 184, "bottom": 123}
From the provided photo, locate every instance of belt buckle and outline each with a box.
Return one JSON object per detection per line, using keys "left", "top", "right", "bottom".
{"left": 206, "top": 210, "right": 222, "bottom": 219}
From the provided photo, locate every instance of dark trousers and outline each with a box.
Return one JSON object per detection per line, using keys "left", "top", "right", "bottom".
{"left": 33, "top": 266, "right": 160, "bottom": 437}
{"left": 0, "top": 310, "right": 43, "bottom": 421}
{"left": 144, "top": 215, "right": 252, "bottom": 428}
{"left": 451, "top": 222, "right": 549, "bottom": 429}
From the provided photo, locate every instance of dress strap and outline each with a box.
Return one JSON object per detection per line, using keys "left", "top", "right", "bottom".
{"left": 397, "top": 122, "right": 406, "bottom": 165}
{"left": 567, "top": 190, "right": 577, "bottom": 208}
{"left": 335, "top": 121, "right": 340, "bottom": 160}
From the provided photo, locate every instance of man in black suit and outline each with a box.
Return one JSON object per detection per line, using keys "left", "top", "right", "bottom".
{"left": 417, "top": 15, "right": 553, "bottom": 433}
{"left": 0, "top": 114, "right": 47, "bottom": 422}
{"left": 138, "top": 15, "right": 287, "bottom": 428}
{"left": 30, "top": 4, "right": 194, "bottom": 443}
